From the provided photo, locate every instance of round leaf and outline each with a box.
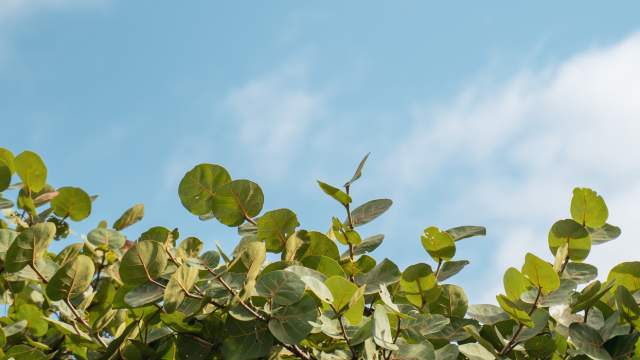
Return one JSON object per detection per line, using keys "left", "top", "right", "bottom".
{"left": 211, "top": 179, "right": 264, "bottom": 226}
{"left": 46, "top": 254, "right": 95, "bottom": 301}
{"left": 87, "top": 228, "right": 126, "bottom": 249}
{"left": 5, "top": 222, "right": 56, "bottom": 273}
{"left": 421, "top": 226, "right": 455, "bottom": 261}
{"left": 268, "top": 294, "right": 317, "bottom": 344}
{"left": 119, "top": 240, "right": 168, "bottom": 286}
{"left": 178, "top": 163, "right": 231, "bottom": 216}
{"left": 548, "top": 219, "right": 591, "bottom": 262}
{"left": 164, "top": 264, "right": 199, "bottom": 313}
{"left": 256, "top": 270, "right": 305, "bottom": 306}
{"left": 570, "top": 187, "right": 608, "bottom": 228}
{"left": 51, "top": 186, "right": 92, "bottom": 221}
{"left": 257, "top": 208, "right": 299, "bottom": 253}
{"left": 522, "top": 253, "right": 560, "bottom": 295}
{"left": 15, "top": 151, "right": 47, "bottom": 192}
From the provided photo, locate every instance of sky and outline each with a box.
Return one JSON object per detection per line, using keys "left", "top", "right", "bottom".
{"left": 2, "top": 1, "right": 640, "bottom": 303}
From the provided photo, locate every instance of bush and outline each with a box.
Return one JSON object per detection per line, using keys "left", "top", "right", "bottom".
{"left": 0, "top": 148, "right": 638, "bottom": 359}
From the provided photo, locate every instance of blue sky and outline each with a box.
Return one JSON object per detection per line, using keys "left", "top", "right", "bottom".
{"left": 3, "top": 1, "right": 640, "bottom": 302}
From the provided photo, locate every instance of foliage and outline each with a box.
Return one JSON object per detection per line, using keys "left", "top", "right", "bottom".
{"left": 0, "top": 148, "right": 638, "bottom": 360}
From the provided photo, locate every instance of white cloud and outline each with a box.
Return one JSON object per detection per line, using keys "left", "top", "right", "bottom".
{"left": 383, "top": 32, "right": 640, "bottom": 303}
{"left": 225, "top": 63, "right": 324, "bottom": 177}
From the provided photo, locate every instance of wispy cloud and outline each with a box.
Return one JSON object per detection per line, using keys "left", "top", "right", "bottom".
{"left": 382, "top": 32, "right": 640, "bottom": 302}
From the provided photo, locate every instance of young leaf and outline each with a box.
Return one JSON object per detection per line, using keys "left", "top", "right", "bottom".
{"left": 317, "top": 181, "right": 351, "bottom": 207}
{"left": 372, "top": 304, "right": 398, "bottom": 350}
{"left": 15, "top": 151, "right": 47, "bottom": 192}
{"left": 325, "top": 276, "right": 365, "bottom": 325}
{"left": 521, "top": 253, "right": 560, "bottom": 295}
{"left": 46, "top": 254, "right": 95, "bottom": 301}
{"left": 345, "top": 152, "right": 370, "bottom": 187}
{"left": 548, "top": 219, "right": 591, "bottom": 262}
{"left": 421, "top": 226, "right": 456, "bottom": 261}
{"left": 570, "top": 187, "right": 608, "bottom": 228}
{"left": 51, "top": 186, "right": 92, "bottom": 221}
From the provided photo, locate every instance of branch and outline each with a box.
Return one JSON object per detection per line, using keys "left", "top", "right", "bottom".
{"left": 499, "top": 288, "right": 541, "bottom": 356}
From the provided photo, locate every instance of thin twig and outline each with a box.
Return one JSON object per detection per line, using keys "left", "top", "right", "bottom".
{"left": 499, "top": 288, "right": 541, "bottom": 356}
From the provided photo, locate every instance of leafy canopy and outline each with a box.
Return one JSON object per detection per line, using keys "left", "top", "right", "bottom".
{"left": 0, "top": 148, "right": 637, "bottom": 360}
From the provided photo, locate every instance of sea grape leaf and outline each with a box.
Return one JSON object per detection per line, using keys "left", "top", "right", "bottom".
{"left": 119, "top": 240, "right": 168, "bottom": 286}
{"left": 51, "top": 186, "right": 92, "bottom": 221}
{"left": 46, "top": 254, "right": 95, "bottom": 301}
{"left": 570, "top": 187, "right": 608, "bottom": 228}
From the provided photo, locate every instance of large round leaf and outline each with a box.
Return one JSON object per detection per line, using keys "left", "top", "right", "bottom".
{"left": 607, "top": 262, "right": 640, "bottom": 293}
{"left": 119, "top": 240, "right": 168, "bottom": 286}
{"left": 211, "top": 179, "right": 264, "bottom": 226}
{"left": 325, "top": 276, "right": 365, "bottom": 325}
{"left": 221, "top": 319, "right": 274, "bottom": 360}
{"left": 0, "top": 148, "right": 15, "bottom": 173}
{"left": 421, "top": 226, "right": 455, "bottom": 261}
{"left": 255, "top": 270, "right": 305, "bottom": 306}
{"left": 548, "top": 219, "right": 591, "bottom": 262}
{"left": 570, "top": 187, "right": 608, "bottom": 228}
{"left": 51, "top": 186, "right": 92, "bottom": 221}
{"left": 87, "top": 228, "right": 126, "bottom": 249}
{"left": 14, "top": 151, "right": 47, "bottom": 192}
{"left": 5, "top": 345, "right": 47, "bottom": 360}
{"left": 268, "top": 294, "right": 317, "bottom": 344}
{"left": 257, "top": 208, "right": 299, "bottom": 252}
{"left": 46, "top": 254, "right": 95, "bottom": 301}
{"left": 178, "top": 164, "right": 231, "bottom": 216}
{"left": 5, "top": 222, "right": 56, "bottom": 273}
{"left": 430, "top": 284, "right": 468, "bottom": 318}
{"left": 297, "top": 231, "right": 340, "bottom": 261}
{"left": 400, "top": 263, "right": 439, "bottom": 308}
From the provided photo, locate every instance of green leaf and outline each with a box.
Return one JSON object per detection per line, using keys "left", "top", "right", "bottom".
{"left": 496, "top": 294, "right": 533, "bottom": 327}
{"left": 524, "top": 335, "right": 556, "bottom": 358}
{"left": 50, "top": 186, "right": 92, "bottom": 221}
{"left": 445, "top": 226, "right": 486, "bottom": 241}
{"left": 301, "top": 255, "right": 346, "bottom": 278}
{"left": 87, "top": 228, "right": 126, "bottom": 249}
{"left": 256, "top": 270, "right": 305, "bottom": 306}
{"left": 395, "top": 342, "right": 435, "bottom": 360}
{"left": 325, "top": 276, "right": 365, "bottom": 325}
{"left": 164, "top": 264, "right": 199, "bottom": 313}
{"left": 317, "top": 180, "right": 351, "bottom": 206}
{"left": 178, "top": 163, "right": 231, "bottom": 216}
{"left": 0, "top": 228, "right": 18, "bottom": 262}
{"left": 607, "top": 262, "right": 640, "bottom": 293}
{"left": 588, "top": 223, "right": 621, "bottom": 245}
{"left": 564, "top": 262, "right": 598, "bottom": 284}
{"left": 347, "top": 234, "right": 384, "bottom": 258}
{"left": 0, "top": 147, "right": 15, "bottom": 173}
{"left": 123, "top": 282, "right": 164, "bottom": 308}
{"left": 5, "top": 345, "right": 46, "bottom": 360}
{"left": 434, "top": 344, "right": 459, "bottom": 360}
{"left": 46, "top": 254, "right": 95, "bottom": 301}
{"left": 257, "top": 208, "right": 299, "bottom": 252}
{"left": 571, "top": 187, "right": 608, "bottom": 228}
{"left": 421, "top": 226, "right": 455, "bottom": 261}
{"left": 177, "top": 236, "right": 203, "bottom": 259}
{"left": 572, "top": 280, "right": 615, "bottom": 313}
{"left": 355, "top": 258, "right": 401, "bottom": 294}
{"left": 15, "top": 304, "right": 48, "bottom": 337}
{"left": 522, "top": 253, "right": 560, "bottom": 294}
{"left": 372, "top": 304, "right": 398, "bottom": 350}
{"left": 503, "top": 267, "right": 530, "bottom": 300}
{"left": 113, "top": 203, "right": 144, "bottom": 230}
{"left": 615, "top": 286, "right": 640, "bottom": 328}
{"left": 430, "top": 284, "right": 468, "bottom": 318}
{"left": 211, "top": 179, "right": 264, "bottom": 226}
{"left": 548, "top": 219, "right": 591, "bottom": 262}
{"left": 349, "top": 199, "right": 392, "bottom": 227}
{"left": 437, "top": 260, "right": 470, "bottom": 281}
{"left": 14, "top": 151, "right": 47, "bottom": 192}
{"left": 221, "top": 319, "right": 273, "bottom": 360}
{"left": 345, "top": 152, "right": 370, "bottom": 187}
{"left": 268, "top": 294, "right": 317, "bottom": 344}
{"left": 458, "top": 343, "right": 494, "bottom": 360}
{"left": 466, "top": 304, "right": 509, "bottom": 325}
{"left": 139, "top": 226, "right": 172, "bottom": 244}
{"left": 5, "top": 222, "right": 56, "bottom": 272}
{"left": 400, "top": 263, "right": 439, "bottom": 309}
{"left": 119, "top": 240, "right": 168, "bottom": 286}
{"left": 296, "top": 231, "right": 340, "bottom": 261}
{"left": 0, "top": 161, "right": 10, "bottom": 192}
{"left": 569, "top": 322, "right": 612, "bottom": 360}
